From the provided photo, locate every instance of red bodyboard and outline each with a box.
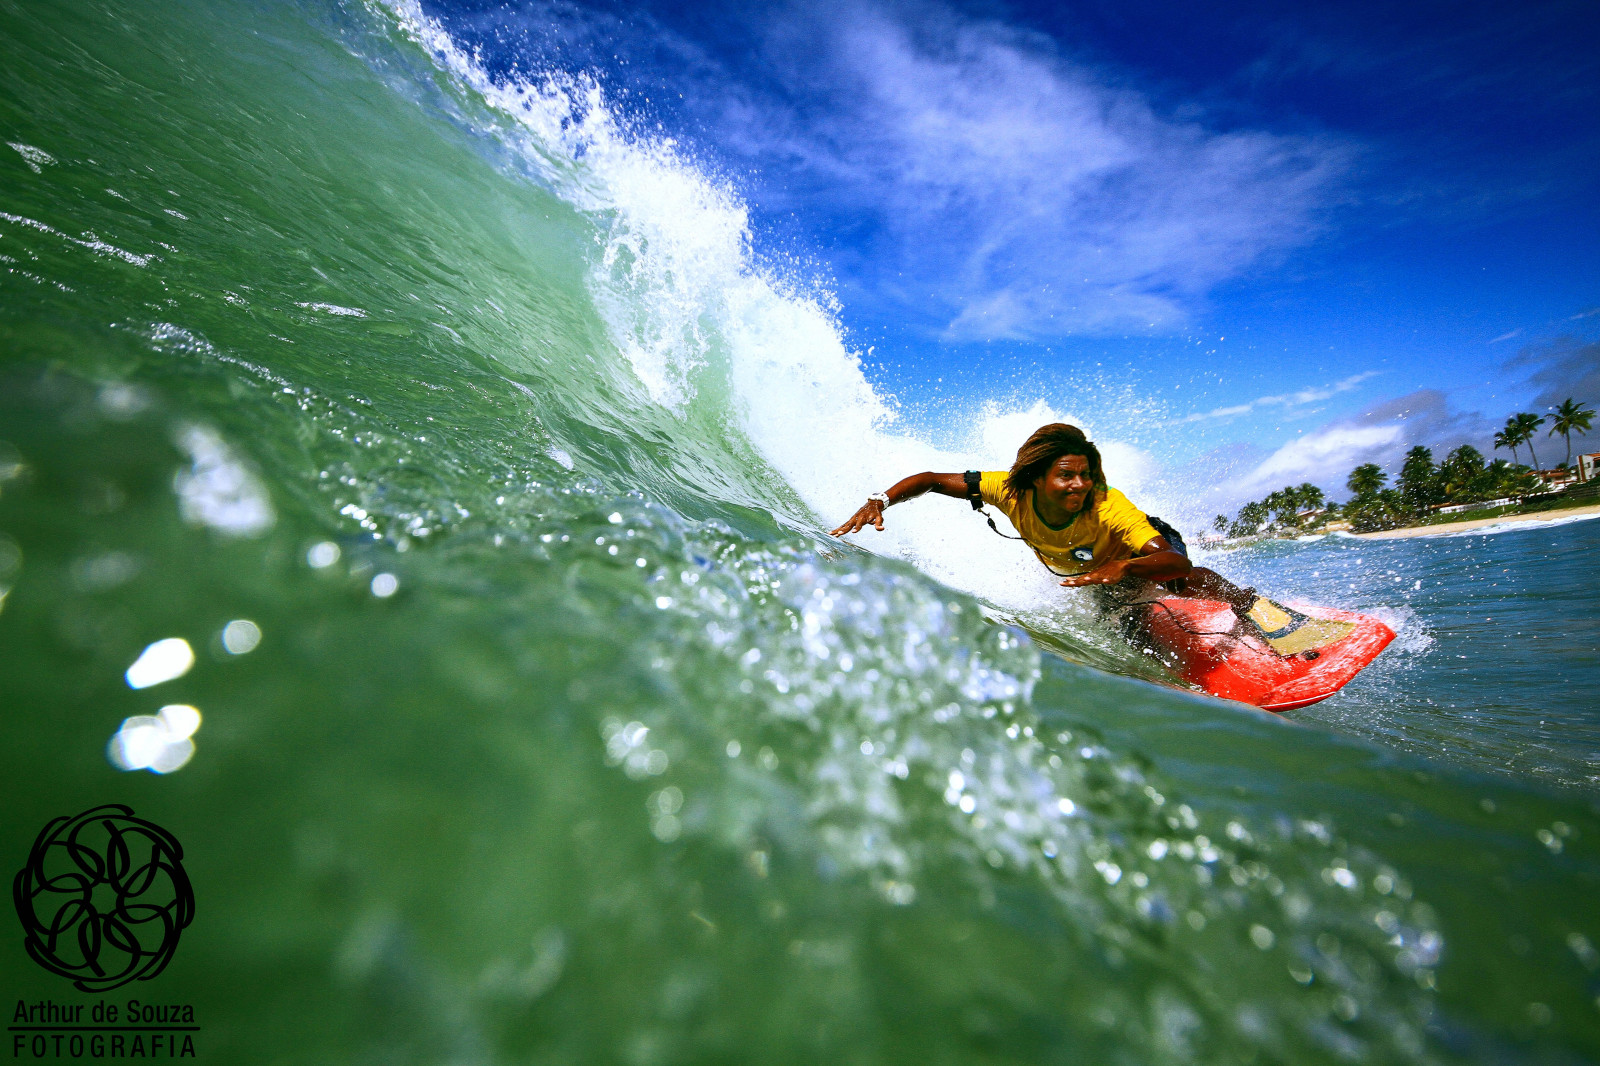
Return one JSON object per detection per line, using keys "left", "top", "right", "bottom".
{"left": 1142, "top": 599, "right": 1395, "bottom": 712}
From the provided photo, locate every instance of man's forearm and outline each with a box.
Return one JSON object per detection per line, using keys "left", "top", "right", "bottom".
{"left": 882, "top": 471, "right": 968, "bottom": 504}
{"left": 1122, "top": 551, "right": 1192, "bottom": 583}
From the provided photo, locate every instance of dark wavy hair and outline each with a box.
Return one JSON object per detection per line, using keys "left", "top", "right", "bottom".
{"left": 1004, "top": 423, "right": 1104, "bottom": 507}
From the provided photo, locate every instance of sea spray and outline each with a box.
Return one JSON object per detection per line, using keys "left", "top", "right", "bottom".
{"left": 372, "top": 0, "right": 1186, "bottom": 625}
{"left": 1, "top": 0, "right": 1596, "bottom": 1061}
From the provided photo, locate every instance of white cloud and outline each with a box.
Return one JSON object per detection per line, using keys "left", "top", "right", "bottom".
{"left": 685, "top": 2, "right": 1356, "bottom": 341}
{"left": 1165, "top": 371, "right": 1379, "bottom": 426}
{"left": 1227, "top": 423, "right": 1403, "bottom": 499}
{"left": 811, "top": 7, "right": 1352, "bottom": 340}
{"left": 1207, "top": 386, "right": 1494, "bottom": 507}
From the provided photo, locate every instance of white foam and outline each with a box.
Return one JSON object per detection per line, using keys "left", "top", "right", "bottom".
{"left": 1433, "top": 511, "right": 1600, "bottom": 539}
{"left": 378, "top": 1, "right": 1178, "bottom": 613}
{"left": 296, "top": 301, "right": 367, "bottom": 317}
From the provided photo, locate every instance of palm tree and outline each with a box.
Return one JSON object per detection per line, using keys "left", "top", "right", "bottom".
{"left": 1212, "top": 514, "right": 1229, "bottom": 534}
{"left": 1548, "top": 397, "right": 1594, "bottom": 469}
{"left": 1493, "top": 426, "right": 1519, "bottom": 466}
{"left": 1346, "top": 463, "right": 1387, "bottom": 498}
{"left": 1263, "top": 487, "right": 1300, "bottom": 527}
{"left": 1439, "top": 445, "right": 1487, "bottom": 502}
{"left": 1512, "top": 412, "right": 1546, "bottom": 470}
{"left": 1398, "top": 445, "right": 1439, "bottom": 513}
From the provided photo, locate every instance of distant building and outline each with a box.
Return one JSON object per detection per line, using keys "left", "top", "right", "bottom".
{"left": 1435, "top": 498, "right": 1515, "bottom": 515}
{"left": 1533, "top": 468, "right": 1579, "bottom": 491}
{"left": 1579, "top": 452, "right": 1600, "bottom": 483}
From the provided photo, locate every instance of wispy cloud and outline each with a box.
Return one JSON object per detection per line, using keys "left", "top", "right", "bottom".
{"left": 1164, "top": 371, "right": 1379, "bottom": 426}
{"left": 757, "top": 4, "right": 1356, "bottom": 341}
{"left": 1508, "top": 336, "right": 1600, "bottom": 411}
{"left": 1488, "top": 329, "right": 1522, "bottom": 344}
{"left": 1229, "top": 423, "right": 1404, "bottom": 498}
{"left": 1202, "top": 388, "right": 1498, "bottom": 507}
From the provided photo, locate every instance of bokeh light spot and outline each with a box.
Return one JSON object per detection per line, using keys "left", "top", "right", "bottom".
{"left": 125, "top": 638, "right": 194, "bottom": 689}
{"left": 221, "top": 619, "right": 261, "bottom": 655}
{"left": 107, "top": 705, "right": 201, "bottom": 774}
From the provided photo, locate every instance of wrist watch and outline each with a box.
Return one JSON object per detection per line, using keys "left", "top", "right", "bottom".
{"left": 867, "top": 492, "right": 891, "bottom": 506}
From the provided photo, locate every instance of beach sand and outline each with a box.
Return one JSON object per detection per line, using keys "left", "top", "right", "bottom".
{"left": 1354, "top": 503, "right": 1600, "bottom": 539}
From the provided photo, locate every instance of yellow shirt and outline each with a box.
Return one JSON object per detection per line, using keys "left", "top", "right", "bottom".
{"left": 978, "top": 471, "right": 1161, "bottom": 575}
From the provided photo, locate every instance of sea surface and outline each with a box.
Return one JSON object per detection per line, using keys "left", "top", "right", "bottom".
{"left": 2, "top": 1, "right": 1597, "bottom": 1063}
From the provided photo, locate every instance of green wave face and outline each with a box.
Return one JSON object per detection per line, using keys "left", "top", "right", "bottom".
{"left": 1, "top": 1, "right": 1595, "bottom": 1063}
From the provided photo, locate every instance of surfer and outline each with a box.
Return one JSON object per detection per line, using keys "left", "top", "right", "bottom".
{"left": 829, "top": 422, "right": 1261, "bottom": 622}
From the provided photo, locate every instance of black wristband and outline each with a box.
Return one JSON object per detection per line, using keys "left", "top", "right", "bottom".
{"left": 963, "top": 470, "right": 983, "bottom": 510}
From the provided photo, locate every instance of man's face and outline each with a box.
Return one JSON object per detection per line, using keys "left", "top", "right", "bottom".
{"left": 1039, "top": 454, "right": 1094, "bottom": 513}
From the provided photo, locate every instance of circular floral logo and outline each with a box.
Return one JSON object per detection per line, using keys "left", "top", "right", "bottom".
{"left": 13, "top": 804, "right": 195, "bottom": 992}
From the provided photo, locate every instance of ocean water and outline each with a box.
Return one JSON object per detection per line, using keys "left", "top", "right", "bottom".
{"left": 1, "top": 1, "right": 1597, "bottom": 1063}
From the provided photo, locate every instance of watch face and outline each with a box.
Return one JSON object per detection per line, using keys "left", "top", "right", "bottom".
{"left": 1071, "top": 547, "right": 1095, "bottom": 562}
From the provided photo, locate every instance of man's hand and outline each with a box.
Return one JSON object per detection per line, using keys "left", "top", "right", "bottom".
{"left": 831, "top": 500, "right": 886, "bottom": 536}
{"left": 1062, "top": 538, "right": 1190, "bottom": 587}
{"left": 1058, "top": 559, "right": 1130, "bottom": 587}
{"left": 829, "top": 473, "right": 970, "bottom": 537}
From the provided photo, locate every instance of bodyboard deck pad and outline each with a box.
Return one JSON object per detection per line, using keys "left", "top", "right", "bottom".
{"left": 1139, "top": 596, "right": 1395, "bottom": 711}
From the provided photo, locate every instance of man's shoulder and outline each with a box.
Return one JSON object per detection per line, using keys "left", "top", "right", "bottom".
{"left": 978, "top": 470, "right": 1012, "bottom": 507}
{"left": 1097, "top": 486, "right": 1147, "bottom": 519}
{"left": 1096, "top": 485, "right": 1131, "bottom": 509}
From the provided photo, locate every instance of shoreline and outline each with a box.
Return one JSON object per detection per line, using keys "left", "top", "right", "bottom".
{"left": 1351, "top": 503, "right": 1600, "bottom": 539}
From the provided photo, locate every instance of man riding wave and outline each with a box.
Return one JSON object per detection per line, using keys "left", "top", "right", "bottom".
{"left": 830, "top": 422, "right": 1261, "bottom": 622}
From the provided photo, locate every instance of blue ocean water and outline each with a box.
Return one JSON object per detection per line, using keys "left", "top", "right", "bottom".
{"left": 1230, "top": 520, "right": 1600, "bottom": 791}
{"left": 0, "top": 0, "right": 1596, "bottom": 1062}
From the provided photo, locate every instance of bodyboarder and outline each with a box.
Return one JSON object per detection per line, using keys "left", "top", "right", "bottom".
{"left": 829, "top": 422, "right": 1263, "bottom": 625}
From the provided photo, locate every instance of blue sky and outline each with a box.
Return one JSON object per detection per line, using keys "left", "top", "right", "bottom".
{"left": 428, "top": 0, "right": 1599, "bottom": 505}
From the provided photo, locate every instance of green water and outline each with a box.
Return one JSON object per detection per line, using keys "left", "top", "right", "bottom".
{"left": 1, "top": 0, "right": 1597, "bottom": 1062}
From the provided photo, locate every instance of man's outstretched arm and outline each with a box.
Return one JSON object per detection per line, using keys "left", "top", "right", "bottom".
{"left": 830, "top": 471, "right": 971, "bottom": 535}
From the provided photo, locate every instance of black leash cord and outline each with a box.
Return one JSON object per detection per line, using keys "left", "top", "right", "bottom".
{"left": 964, "top": 470, "right": 1029, "bottom": 543}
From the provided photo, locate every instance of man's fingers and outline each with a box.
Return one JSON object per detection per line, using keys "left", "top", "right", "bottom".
{"left": 832, "top": 501, "right": 890, "bottom": 537}
{"left": 831, "top": 511, "right": 877, "bottom": 536}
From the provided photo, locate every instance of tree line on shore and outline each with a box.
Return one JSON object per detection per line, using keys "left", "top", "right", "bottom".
{"left": 1213, "top": 397, "right": 1594, "bottom": 536}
